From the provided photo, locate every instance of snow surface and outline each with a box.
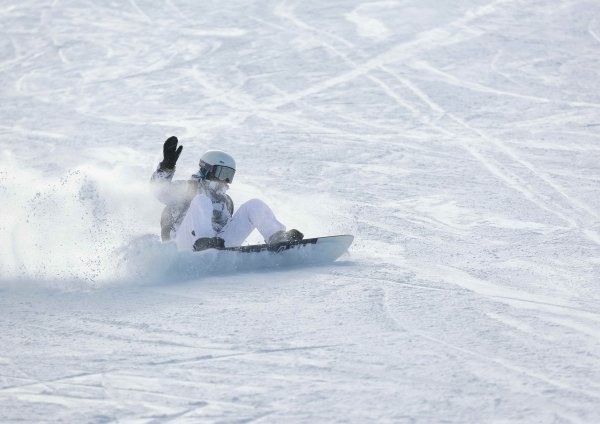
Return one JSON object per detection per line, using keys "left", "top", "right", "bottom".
{"left": 1, "top": 0, "right": 600, "bottom": 422}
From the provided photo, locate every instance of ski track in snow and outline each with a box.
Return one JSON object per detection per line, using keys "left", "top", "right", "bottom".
{"left": 1, "top": 0, "right": 600, "bottom": 422}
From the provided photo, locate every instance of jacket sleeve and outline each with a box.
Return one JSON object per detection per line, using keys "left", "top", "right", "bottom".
{"left": 225, "top": 194, "right": 234, "bottom": 216}
{"left": 150, "top": 166, "right": 191, "bottom": 206}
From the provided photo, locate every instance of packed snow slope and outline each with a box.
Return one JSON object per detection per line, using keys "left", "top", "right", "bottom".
{"left": 1, "top": 0, "right": 600, "bottom": 422}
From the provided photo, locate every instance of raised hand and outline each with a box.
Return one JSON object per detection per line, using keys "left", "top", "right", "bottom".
{"left": 160, "top": 136, "right": 183, "bottom": 169}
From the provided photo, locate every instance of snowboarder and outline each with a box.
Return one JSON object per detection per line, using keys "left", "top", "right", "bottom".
{"left": 151, "top": 136, "right": 303, "bottom": 251}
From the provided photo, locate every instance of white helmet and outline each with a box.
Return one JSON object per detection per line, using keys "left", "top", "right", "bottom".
{"left": 198, "top": 150, "right": 236, "bottom": 183}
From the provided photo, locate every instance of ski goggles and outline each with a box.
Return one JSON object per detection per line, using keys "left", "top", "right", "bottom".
{"left": 199, "top": 160, "right": 236, "bottom": 183}
{"left": 211, "top": 165, "right": 235, "bottom": 183}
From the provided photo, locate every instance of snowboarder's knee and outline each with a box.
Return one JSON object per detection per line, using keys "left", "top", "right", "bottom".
{"left": 240, "top": 198, "right": 268, "bottom": 211}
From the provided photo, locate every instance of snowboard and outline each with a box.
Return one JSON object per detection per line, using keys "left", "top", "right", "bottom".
{"left": 221, "top": 234, "right": 354, "bottom": 264}
{"left": 119, "top": 234, "right": 354, "bottom": 281}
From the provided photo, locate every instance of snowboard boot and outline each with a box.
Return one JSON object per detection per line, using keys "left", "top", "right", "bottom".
{"left": 193, "top": 237, "right": 225, "bottom": 251}
{"left": 268, "top": 229, "right": 304, "bottom": 244}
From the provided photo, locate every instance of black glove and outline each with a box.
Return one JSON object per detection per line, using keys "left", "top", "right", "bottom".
{"left": 160, "top": 136, "right": 183, "bottom": 169}
{"left": 193, "top": 237, "right": 225, "bottom": 252}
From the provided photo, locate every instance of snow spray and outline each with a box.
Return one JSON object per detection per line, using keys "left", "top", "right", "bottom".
{"left": 0, "top": 152, "right": 157, "bottom": 289}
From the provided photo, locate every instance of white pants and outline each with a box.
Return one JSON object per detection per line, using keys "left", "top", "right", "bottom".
{"left": 175, "top": 195, "right": 286, "bottom": 250}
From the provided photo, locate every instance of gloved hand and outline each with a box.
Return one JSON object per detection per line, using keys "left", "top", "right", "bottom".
{"left": 160, "top": 136, "right": 183, "bottom": 169}
{"left": 193, "top": 237, "right": 225, "bottom": 251}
